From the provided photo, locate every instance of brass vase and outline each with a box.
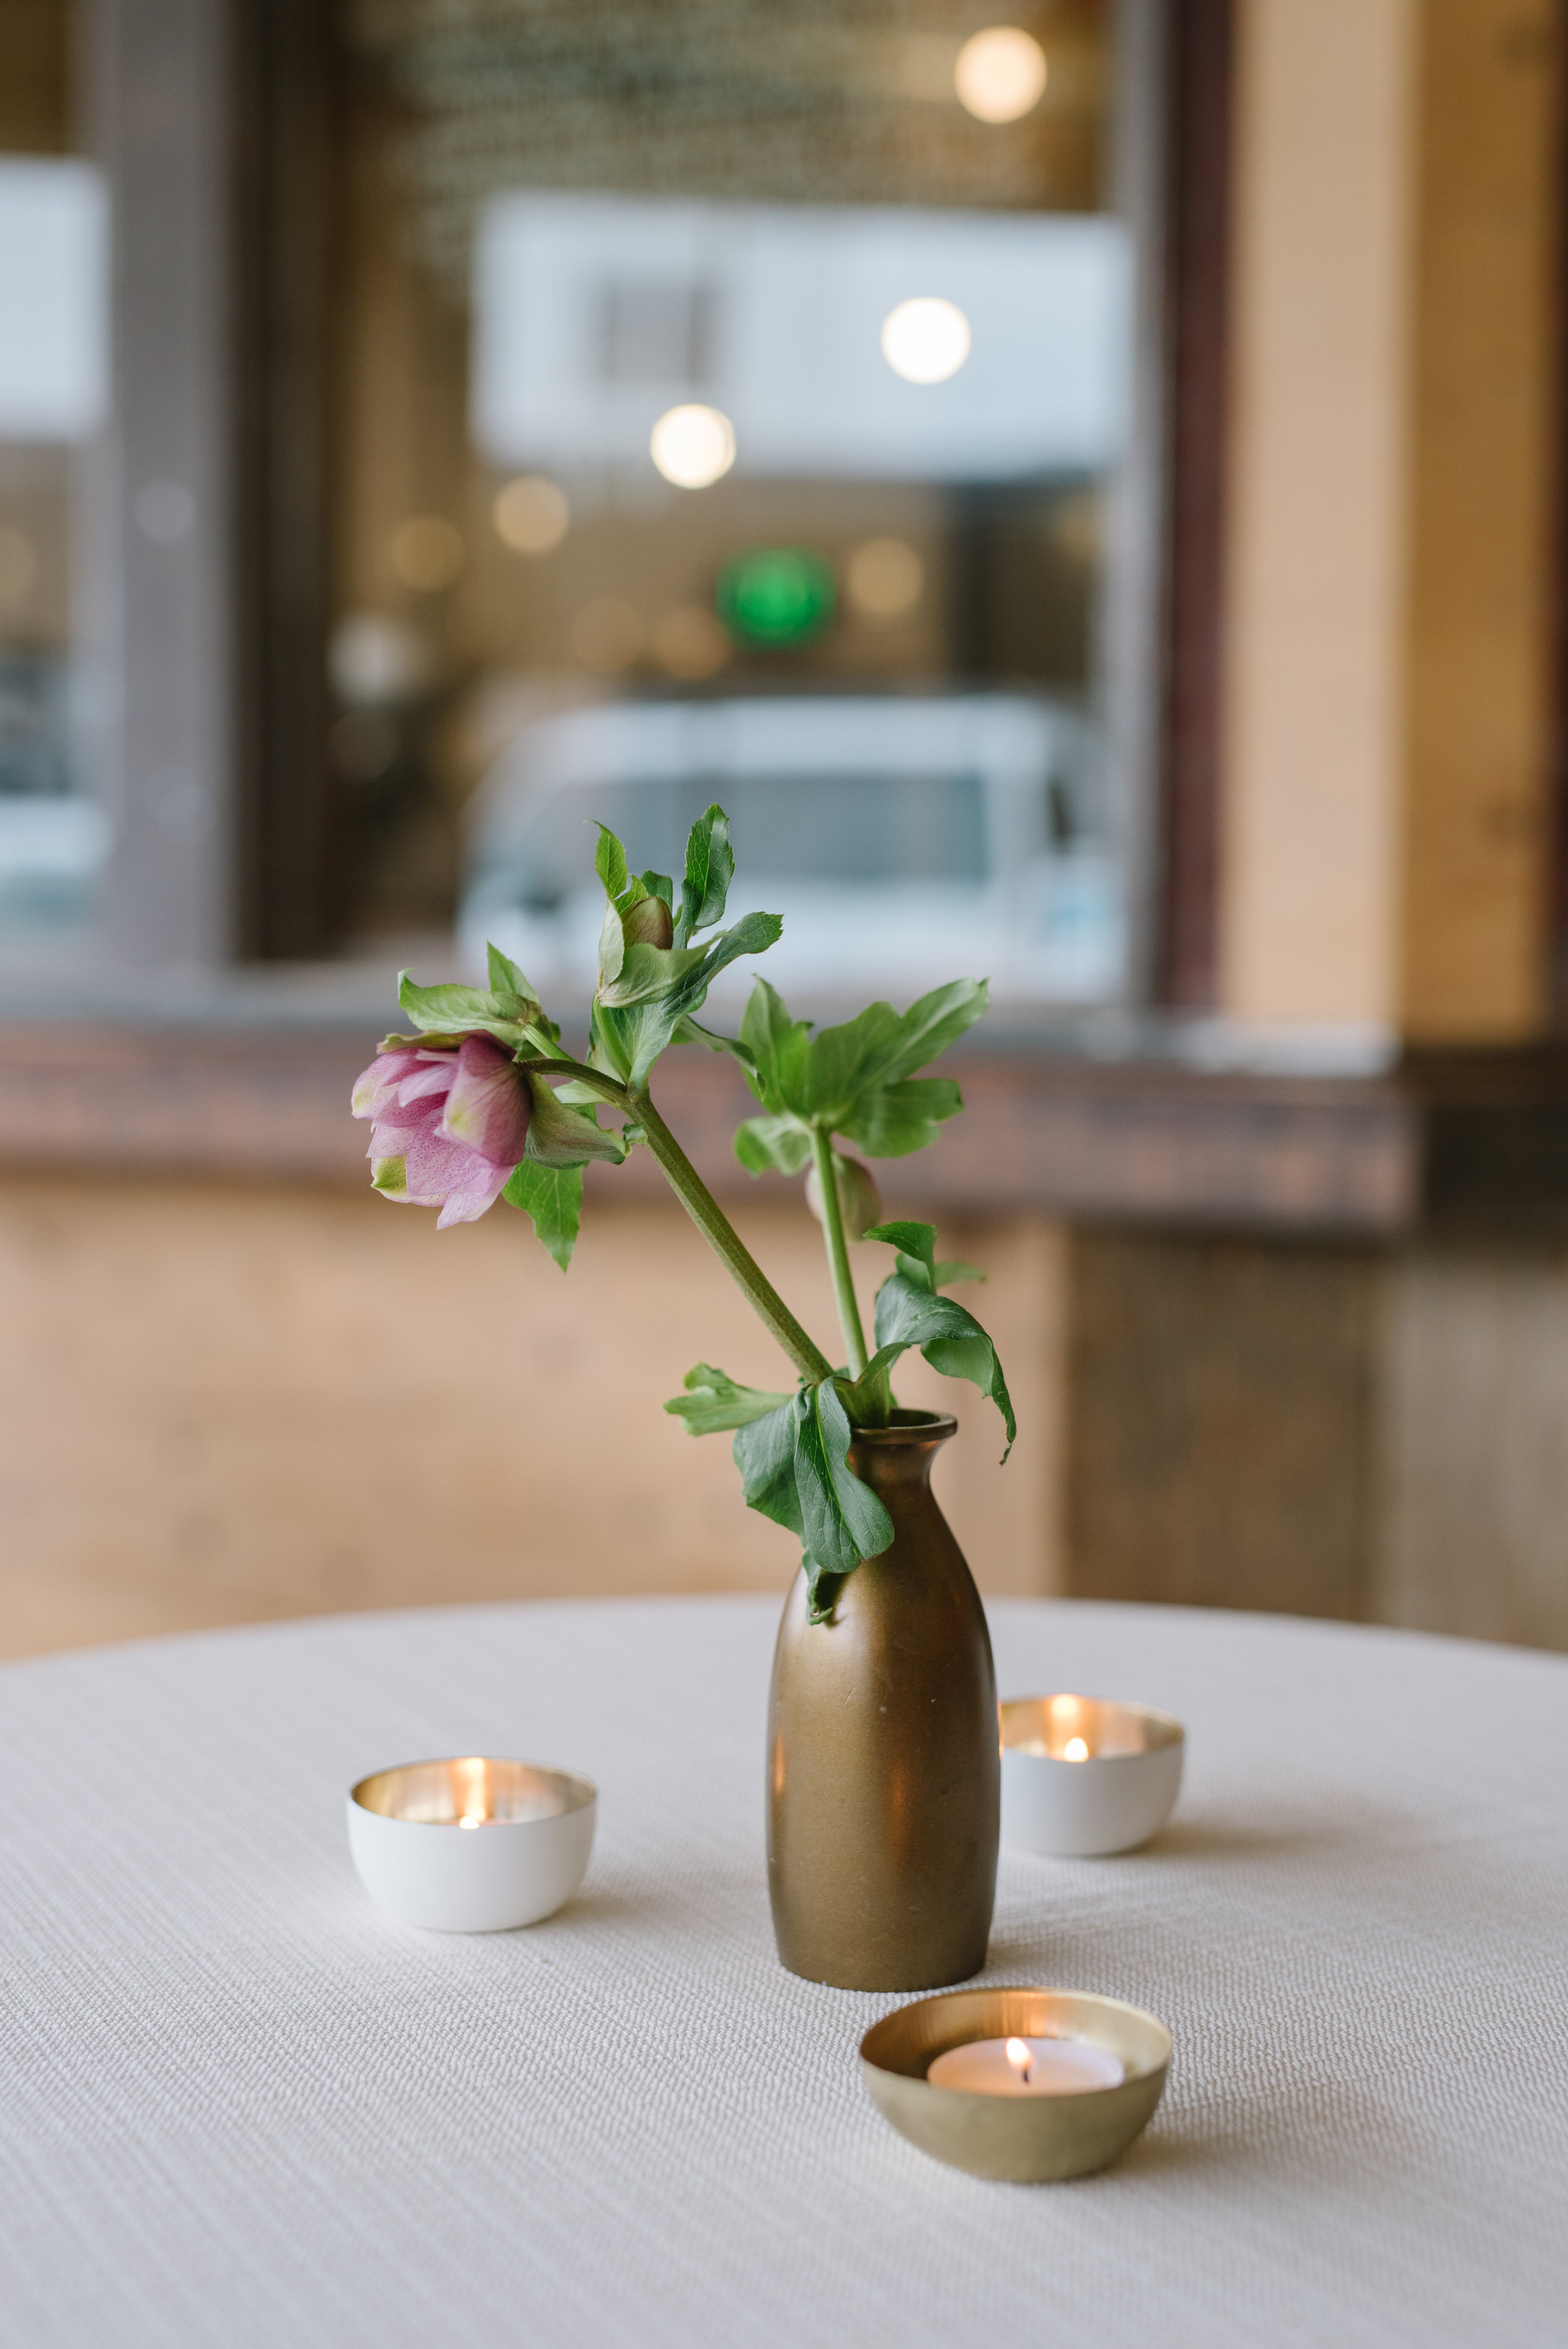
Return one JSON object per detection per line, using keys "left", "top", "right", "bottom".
{"left": 766, "top": 1410, "right": 999, "bottom": 1991}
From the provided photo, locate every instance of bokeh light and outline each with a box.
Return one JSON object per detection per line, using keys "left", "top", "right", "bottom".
{"left": 650, "top": 404, "right": 736, "bottom": 488}
{"left": 494, "top": 474, "right": 569, "bottom": 554}
{"left": 716, "top": 547, "right": 835, "bottom": 647}
{"left": 880, "top": 297, "right": 971, "bottom": 385}
{"left": 954, "top": 26, "right": 1047, "bottom": 124}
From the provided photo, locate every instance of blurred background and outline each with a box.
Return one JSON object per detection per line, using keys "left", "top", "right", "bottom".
{"left": 3, "top": 0, "right": 1566, "bottom": 1661}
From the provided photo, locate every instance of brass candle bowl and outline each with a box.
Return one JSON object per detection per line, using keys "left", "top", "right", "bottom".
{"left": 861, "top": 1986, "right": 1171, "bottom": 2182}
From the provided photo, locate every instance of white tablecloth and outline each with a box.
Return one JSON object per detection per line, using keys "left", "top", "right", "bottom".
{"left": 3, "top": 1596, "right": 1567, "bottom": 2348}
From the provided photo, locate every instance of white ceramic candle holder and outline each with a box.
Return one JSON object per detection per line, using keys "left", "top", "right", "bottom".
{"left": 1000, "top": 1695, "right": 1184, "bottom": 1857}
{"left": 347, "top": 1756, "right": 596, "bottom": 1931}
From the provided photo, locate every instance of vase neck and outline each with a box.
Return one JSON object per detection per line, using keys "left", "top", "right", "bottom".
{"left": 846, "top": 1412, "right": 956, "bottom": 1493}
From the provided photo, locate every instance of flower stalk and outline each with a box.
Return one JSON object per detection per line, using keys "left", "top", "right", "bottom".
{"left": 808, "top": 1125, "right": 869, "bottom": 1381}
{"left": 524, "top": 1059, "right": 834, "bottom": 1387}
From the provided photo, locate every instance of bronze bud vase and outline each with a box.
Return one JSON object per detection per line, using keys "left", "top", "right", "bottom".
{"left": 766, "top": 1411, "right": 999, "bottom": 1991}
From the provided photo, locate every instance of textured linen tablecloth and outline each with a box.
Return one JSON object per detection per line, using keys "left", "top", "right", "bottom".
{"left": 3, "top": 1596, "right": 1567, "bottom": 2349}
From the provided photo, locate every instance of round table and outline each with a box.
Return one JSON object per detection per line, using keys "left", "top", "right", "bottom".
{"left": 3, "top": 1597, "right": 1566, "bottom": 2349}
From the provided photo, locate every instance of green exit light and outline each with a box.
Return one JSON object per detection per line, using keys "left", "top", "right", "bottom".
{"left": 716, "top": 546, "right": 835, "bottom": 647}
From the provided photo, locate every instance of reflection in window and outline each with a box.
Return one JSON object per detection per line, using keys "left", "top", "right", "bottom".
{"left": 335, "top": 1, "right": 1123, "bottom": 1001}
{"left": 0, "top": 3, "right": 109, "bottom": 946}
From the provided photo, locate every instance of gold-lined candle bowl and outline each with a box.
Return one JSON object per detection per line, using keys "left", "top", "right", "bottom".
{"left": 1000, "top": 1695, "right": 1184, "bottom": 1856}
{"left": 861, "top": 1986, "right": 1171, "bottom": 2182}
{"left": 347, "top": 1756, "right": 596, "bottom": 1932}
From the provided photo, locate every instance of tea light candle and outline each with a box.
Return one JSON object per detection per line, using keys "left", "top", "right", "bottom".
{"left": 860, "top": 1986, "right": 1172, "bottom": 2182}
{"left": 347, "top": 1756, "right": 596, "bottom": 1932}
{"left": 1000, "top": 1695, "right": 1184, "bottom": 1856}
{"left": 927, "top": 2035, "right": 1126, "bottom": 2096}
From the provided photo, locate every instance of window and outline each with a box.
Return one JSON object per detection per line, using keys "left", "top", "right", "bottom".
{"left": 332, "top": 0, "right": 1138, "bottom": 1004}
{"left": 0, "top": 1, "right": 1160, "bottom": 1007}
{"left": 0, "top": 0, "right": 109, "bottom": 961}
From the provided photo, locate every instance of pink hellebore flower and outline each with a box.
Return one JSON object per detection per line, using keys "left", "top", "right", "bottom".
{"left": 351, "top": 1034, "right": 531, "bottom": 1228}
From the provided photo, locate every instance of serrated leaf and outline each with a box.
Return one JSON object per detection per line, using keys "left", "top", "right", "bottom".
{"left": 485, "top": 943, "right": 540, "bottom": 1012}
{"left": 607, "top": 911, "right": 785, "bottom": 1090}
{"left": 502, "top": 1162, "right": 583, "bottom": 1270}
{"left": 664, "top": 1362, "right": 792, "bottom": 1436}
{"left": 395, "top": 972, "right": 526, "bottom": 1045}
{"left": 522, "top": 1073, "right": 627, "bottom": 1168}
{"left": 837, "top": 1076, "right": 964, "bottom": 1159}
{"left": 597, "top": 940, "right": 708, "bottom": 1009}
{"left": 594, "top": 824, "right": 630, "bottom": 903}
{"left": 872, "top": 1273, "right": 1016, "bottom": 1455}
{"left": 877, "top": 978, "right": 990, "bottom": 1083}
{"left": 739, "top": 978, "right": 812, "bottom": 1112}
{"left": 802, "top": 1001, "right": 908, "bottom": 1122}
{"left": 734, "top": 1113, "right": 812, "bottom": 1176}
{"left": 677, "top": 803, "right": 734, "bottom": 945}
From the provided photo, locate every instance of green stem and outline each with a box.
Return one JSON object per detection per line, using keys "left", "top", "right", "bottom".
{"left": 523, "top": 1059, "right": 834, "bottom": 1387}
{"left": 809, "top": 1124, "right": 869, "bottom": 1381}
{"left": 638, "top": 1097, "right": 835, "bottom": 1387}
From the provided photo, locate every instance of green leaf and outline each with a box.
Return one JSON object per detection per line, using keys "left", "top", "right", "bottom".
{"left": 677, "top": 803, "right": 734, "bottom": 944}
{"left": 671, "top": 1015, "right": 758, "bottom": 1076}
{"left": 730, "top": 977, "right": 985, "bottom": 1160}
{"left": 733, "top": 1113, "right": 812, "bottom": 1176}
{"left": 876, "top": 978, "right": 990, "bottom": 1083}
{"left": 834, "top": 1346, "right": 905, "bottom": 1428}
{"left": 594, "top": 824, "right": 630, "bottom": 903}
{"left": 731, "top": 1381, "right": 896, "bottom": 1620}
{"left": 393, "top": 972, "right": 527, "bottom": 1046}
{"left": 587, "top": 1002, "right": 634, "bottom": 1086}
{"left": 733, "top": 1398, "right": 803, "bottom": 1538}
{"left": 596, "top": 939, "right": 708, "bottom": 1009}
{"left": 837, "top": 1076, "right": 964, "bottom": 1159}
{"left": 802, "top": 1001, "right": 908, "bottom": 1123}
{"left": 601, "top": 911, "right": 785, "bottom": 1090}
{"left": 522, "top": 1073, "right": 627, "bottom": 1168}
{"left": 861, "top": 1219, "right": 984, "bottom": 1293}
{"left": 485, "top": 944, "right": 540, "bottom": 1014}
{"left": 862, "top": 1219, "right": 939, "bottom": 1285}
{"left": 872, "top": 1273, "right": 1016, "bottom": 1456}
{"left": 502, "top": 1162, "right": 583, "bottom": 1270}
{"left": 739, "top": 978, "right": 812, "bottom": 1112}
{"left": 664, "top": 1363, "right": 793, "bottom": 1436}
{"left": 638, "top": 869, "right": 675, "bottom": 909}
{"left": 792, "top": 1379, "right": 895, "bottom": 1579}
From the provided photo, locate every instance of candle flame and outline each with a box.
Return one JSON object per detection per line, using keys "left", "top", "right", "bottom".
{"left": 1005, "top": 2036, "right": 1033, "bottom": 2084}
{"left": 1064, "top": 1736, "right": 1089, "bottom": 1762}
{"left": 458, "top": 1813, "right": 482, "bottom": 1829}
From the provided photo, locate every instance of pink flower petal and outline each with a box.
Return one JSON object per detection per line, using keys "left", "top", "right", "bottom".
{"left": 396, "top": 1061, "right": 457, "bottom": 1106}
{"left": 434, "top": 1159, "right": 513, "bottom": 1228}
{"left": 438, "top": 1034, "right": 531, "bottom": 1167}
{"left": 351, "top": 1047, "right": 425, "bottom": 1120}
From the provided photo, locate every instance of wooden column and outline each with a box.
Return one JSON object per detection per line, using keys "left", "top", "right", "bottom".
{"left": 1218, "top": 0, "right": 1561, "bottom": 1043}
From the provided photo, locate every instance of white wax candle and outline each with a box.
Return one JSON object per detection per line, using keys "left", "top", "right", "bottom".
{"left": 926, "top": 2035, "right": 1126, "bottom": 2096}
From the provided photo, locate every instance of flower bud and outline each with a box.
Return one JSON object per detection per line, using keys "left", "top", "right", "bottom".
{"left": 622, "top": 893, "right": 674, "bottom": 949}
{"left": 805, "top": 1152, "right": 882, "bottom": 1242}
